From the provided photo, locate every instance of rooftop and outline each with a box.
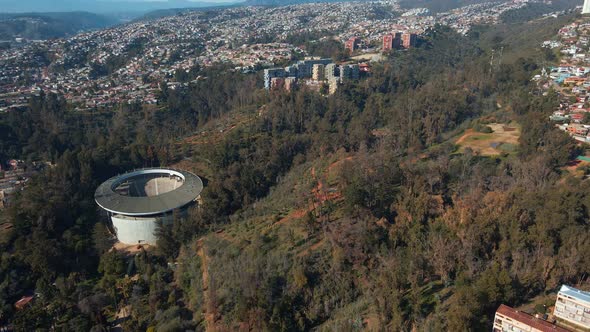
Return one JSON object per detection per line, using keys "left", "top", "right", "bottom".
{"left": 558, "top": 285, "right": 590, "bottom": 305}
{"left": 496, "top": 304, "right": 569, "bottom": 332}
{"left": 94, "top": 168, "right": 202, "bottom": 216}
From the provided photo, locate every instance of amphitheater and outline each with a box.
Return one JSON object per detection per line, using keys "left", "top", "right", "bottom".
{"left": 95, "top": 168, "right": 203, "bottom": 245}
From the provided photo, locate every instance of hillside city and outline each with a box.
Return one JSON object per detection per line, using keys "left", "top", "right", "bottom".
{"left": 3, "top": 0, "right": 590, "bottom": 331}
{"left": 0, "top": 0, "right": 533, "bottom": 112}
{"left": 543, "top": 18, "right": 590, "bottom": 141}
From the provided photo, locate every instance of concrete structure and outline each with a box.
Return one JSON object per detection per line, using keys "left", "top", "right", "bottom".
{"left": 328, "top": 78, "right": 339, "bottom": 94}
{"left": 348, "top": 64, "right": 360, "bottom": 80}
{"left": 337, "top": 64, "right": 360, "bottom": 83}
{"left": 554, "top": 285, "right": 590, "bottom": 329}
{"left": 312, "top": 64, "right": 325, "bottom": 81}
{"left": 264, "top": 68, "right": 286, "bottom": 89}
{"left": 383, "top": 34, "right": 394, "bottom": 52}
{"left": 295, "top": 58, "right": 332, "bottom": 78}
{"left": 271, "top": 77, "right": 285, "bottom": 90}
{"left": 339, "top": 64, "right": 351, "bottom": 82}
{"left": 384, "top": 33, "right": 403, "bottom": 52}
{"left": 402, "top": 33, "right": 417, "bottom": 48}
{"left": 583, "top": 0, "right": 590, "bottom": 15}
{"left": 345, "top": 37, "right": 360, "bottom": 53}
{"left": 284, "top": 77, "right": 297, "bottom": 91}
{"left": 493, "top": 304, "right": 569, "bottom": 332}
{"left": 393, "top": 32, "right": 402, "bottom": 48}
{"left": 285, "top": 65, "right": 298, "bottom": 77}
{"left": 95, "top": 168, "right": 203, "bottom": 245}
{"left": 325, "top": 63, "right": 338, "bottom": 81}
{"left": 264, "top": 59, "right": 331, "bottom": 89}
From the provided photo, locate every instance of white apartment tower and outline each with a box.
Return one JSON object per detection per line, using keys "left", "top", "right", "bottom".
{"left": 584, "top": 0, "right": 590, "bottom": 15}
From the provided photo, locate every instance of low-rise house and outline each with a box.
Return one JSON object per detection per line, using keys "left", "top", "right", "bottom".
{"left": 564, "top": 77, "right": 586, "bottom": 86}
{"left": 14, "top": 296, "right": 34, "bottom": 310}
{"left": 567, "top": 124, "right": 589, "bottom": 135}
{"left": 570, "top": 113, "right": 585, "bottom": 123}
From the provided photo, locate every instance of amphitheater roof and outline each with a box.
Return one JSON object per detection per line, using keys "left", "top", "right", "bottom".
{"left": 95, "top": 168, "right": 203, "bottom": 216}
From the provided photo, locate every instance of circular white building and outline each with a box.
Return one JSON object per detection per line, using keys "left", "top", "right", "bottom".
{"left": 94, "top": 168, "right": 203, "bottom": 245}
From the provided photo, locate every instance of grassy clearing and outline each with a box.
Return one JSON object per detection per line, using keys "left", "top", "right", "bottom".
{"left": 455, "top": 123, "right": 521, "bottom": 156}
{"left": 350, "top": 53, "right": 384, "bottom": 62}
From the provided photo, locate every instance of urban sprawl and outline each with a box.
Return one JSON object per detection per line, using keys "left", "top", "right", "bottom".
{"left": 0, "top": 0, "right": 533, "bottom": 112}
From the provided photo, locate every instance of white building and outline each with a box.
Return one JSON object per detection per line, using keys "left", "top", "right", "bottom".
{"left": 95, "top": 168, "right": 203, "bottom": 245}
{"left": 554, "top": 284, "right": 590, "bottom": 329}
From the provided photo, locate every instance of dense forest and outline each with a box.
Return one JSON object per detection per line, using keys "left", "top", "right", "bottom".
{"left": 0, "top": 14, "right": 589, "bottom": 332}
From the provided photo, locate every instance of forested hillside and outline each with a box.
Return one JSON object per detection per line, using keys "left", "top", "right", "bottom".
{"left": 0, "top": 13, "right": 589, "bottom": 331}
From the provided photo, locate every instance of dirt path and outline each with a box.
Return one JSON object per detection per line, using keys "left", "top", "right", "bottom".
{"left": 197, "top": 244, "right": 215, "bottom": 332}
{"left": 112, "top": 242, "right": 150, "bottom": 254}
{"left": 326, "top": 156, "right": 353, "bottom": 173}
{"left": 296, "top": 239, "right": 325, "bottom": 257}
{"left": 272, "top": 204, "right": 313, "bottom": 228}
{"left": 455, "top": 128, "right": 474, "bottom": 145}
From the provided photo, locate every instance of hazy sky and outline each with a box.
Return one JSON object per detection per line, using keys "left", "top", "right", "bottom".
{"left": 0, "top": 0, "right": 240, "bottom": 14}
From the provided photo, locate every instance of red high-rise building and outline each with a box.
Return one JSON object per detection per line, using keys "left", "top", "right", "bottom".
{"left": 383, "top": 34, "right": 394, "bottom": 52}
{"left": 402, "top": 33, "right": 417, "bottom": 48}
{"left": 345, "top": 37, "right": 360, "bottom": 54}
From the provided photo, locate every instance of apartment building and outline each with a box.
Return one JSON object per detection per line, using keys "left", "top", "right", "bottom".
{"left": 554, "top": 285, "right": 590, "bottom": 330}
{"left": 494, "top": 304, "right": 570, "bottom": 332}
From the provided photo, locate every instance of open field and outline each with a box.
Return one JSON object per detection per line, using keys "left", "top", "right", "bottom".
{"left": 351, "top": 53, "right": 383, "bottom": 62}
{"left": 455, "top": 123, "right": 521, "bottom": 156}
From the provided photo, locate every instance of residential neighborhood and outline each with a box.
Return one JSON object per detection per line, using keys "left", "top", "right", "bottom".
{"left": 540, "top": 19, "right": 590, "bottom": 143}
{"left": 0, "top": 0, "right": 536, "bottom": 112}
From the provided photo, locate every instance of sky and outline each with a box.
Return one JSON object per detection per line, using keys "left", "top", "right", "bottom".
{"left": 0, "top": 0, "right": 240, "bottom": 14}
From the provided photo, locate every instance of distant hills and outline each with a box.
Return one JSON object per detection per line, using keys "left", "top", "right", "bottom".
{"left": 398, "top": 0, "right": 506, "bottom": 13}
{"left": 243, "top": 0, "right": 350, "bottom": 5}
{"left": 0, "top": 12, "right": 119, "bottom": 40}
{"left": 0, "top": 0, "right": 237, "bottom": 14}
{"left": 241, "top": 0, "right": 499, "bottom": 9}
{"left": 138, "top": 5, "right": 240, "bottom": 21}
